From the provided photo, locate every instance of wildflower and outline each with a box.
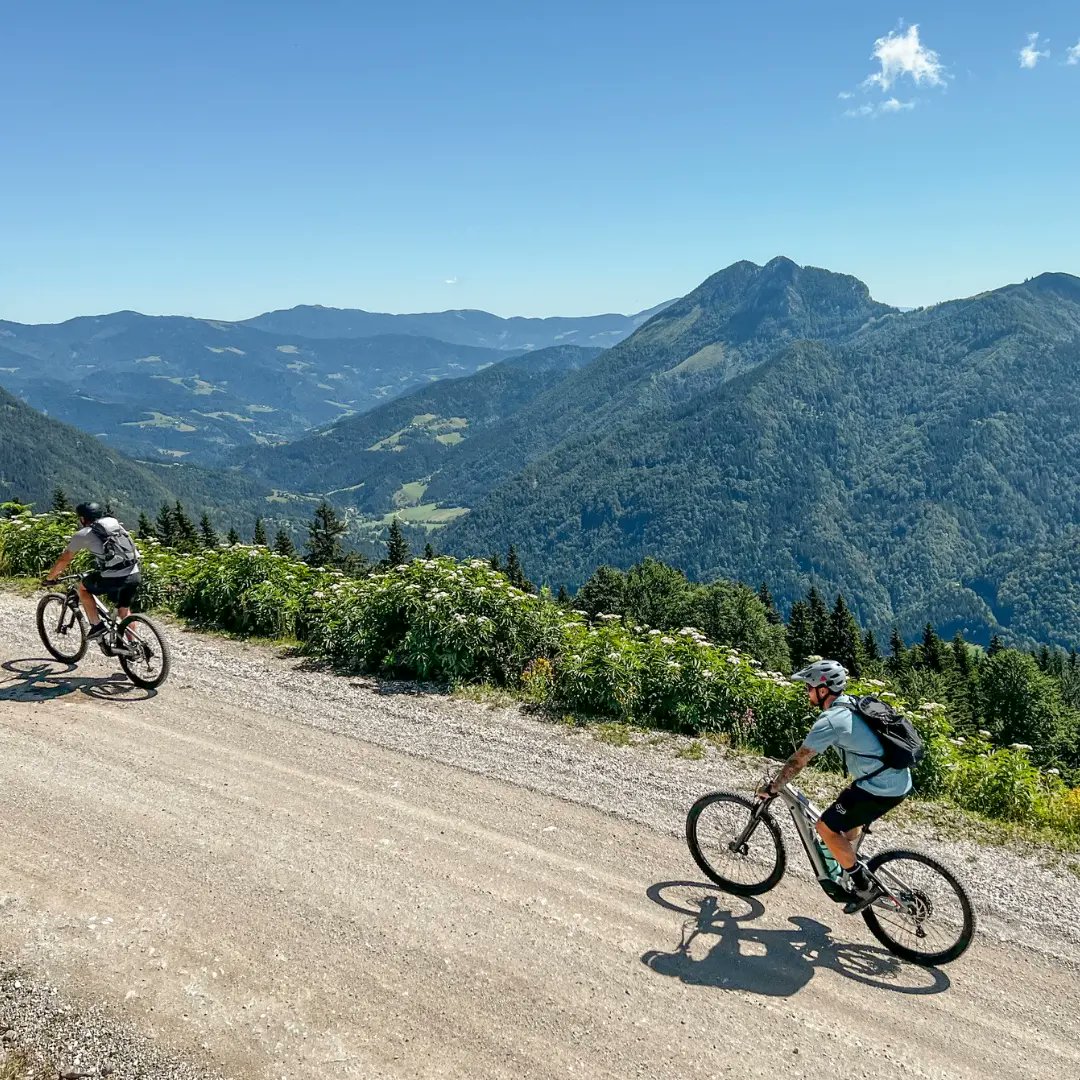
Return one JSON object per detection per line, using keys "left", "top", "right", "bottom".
{"left": 727, "top": 657, "right": 740, "bottom": 666}
{"left": 978, "top": 730, "right": 991, "bottom": 739}
{"left": 660, "top": 636, "right": 675, "bottom": 645}
{"left": 648, "top": 629, "right": 661, "bottom": 637}
{"left": 1009, "top": 743, "right": 1033, "bottom": 752}
{"left": 1047, "top": 768, "right": 1060, "bottom": 776}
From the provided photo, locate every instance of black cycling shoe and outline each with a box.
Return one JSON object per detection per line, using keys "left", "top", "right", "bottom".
{"left": 87, "top": 622, "right": 108, "bottom": 641}
{"left": 843, "top": 882, "right": 883, "bottom": 915}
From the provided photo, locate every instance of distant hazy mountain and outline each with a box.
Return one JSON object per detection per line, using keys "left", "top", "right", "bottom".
{"left": 242, "top": 302, "right": 673, "bottom": 351}
{"left": 0, "top": 312, "right": 509, "bottom": 464}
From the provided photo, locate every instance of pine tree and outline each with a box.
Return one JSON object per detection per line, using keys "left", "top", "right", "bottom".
{"left": 252, "top": 517, "right": 267, "bottom": 546}
{"left": 1037, "top": 644, "right": 1051, "bottom": 672}
{"left": 273, "top": 529, "right": 296, "bottom": 558}
{"left": 824, "top": 593, "right": 863, "bottom": 677}
{"left": 757, "top": 582, "right": 782, "bottom": 625}
{"left": 51, "top": 488, "right": 73, "bottom": 514}
{"left": 386, "top": 517, "right": 411, "bottom": 566}
{"left": 863, "top": 629, "right": 881, "bottom": 663}
{"left": 173, "top": 502, "right": 199, "bottom": 549}
{"left": 505, "top": 545, "right": 531, "bottom": 590}
{"left": 889, "top": 626, "right": 906, "bottom": 662}
{"left": 806, "top": 587, "right": 829, "bottom": 653}
{"left": 920, "top": 623, "right": 944, "bottom": 671}
{"left": 489, "top": 552, "right": 502, "bottom": 572}
{"left": 987, "top": 634, "right": 1005, "bottom": 656}
{"left": 556, "top": 584, "right": 570, "bottom": 606}
{"left": 199, "top": 512, "right": 219, "bottom": 548}
{"left": 226, "top": 527, "right": 241, "bottom": 545}
{"left": 305, "top": 500, "right": 347, "bottom": 568}
{"left": 136, "top": 511, "right": 154, "bottom": 538}
{"left": 155, "top": 503, "right": 178, "bottom": 547}
{"left": 951, "top": 632, "right": 971, "bottom": 677}
{"left": 423, "top": 542, "right": 436, "bottom": 560}
{"left": 786, "top": 601, "right": 815, "bottom": 668}
{"left": 103, "top": 501, "right": 115, "bottom": 517}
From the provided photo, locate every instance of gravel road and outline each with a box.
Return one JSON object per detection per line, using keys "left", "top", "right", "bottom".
{"left": 0, "top": 591, "right": 1076, "bottom": 1079}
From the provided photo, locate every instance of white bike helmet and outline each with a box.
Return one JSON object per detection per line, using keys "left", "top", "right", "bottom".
{"left": 791, "top": 658, "right": 848, "bottom": 694}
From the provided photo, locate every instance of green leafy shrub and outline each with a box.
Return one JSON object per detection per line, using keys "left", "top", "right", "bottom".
{"left": 306, "top": 557, "right": 567, "bottom": 683}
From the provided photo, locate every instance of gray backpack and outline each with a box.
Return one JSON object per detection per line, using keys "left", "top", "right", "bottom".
{"left": 90, "top": 519, "right": 139, "bottom": 574}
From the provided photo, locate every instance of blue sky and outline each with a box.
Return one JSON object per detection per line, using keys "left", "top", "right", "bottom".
{"left": 2, "top": 1, "right": 1078, "bottom": 322}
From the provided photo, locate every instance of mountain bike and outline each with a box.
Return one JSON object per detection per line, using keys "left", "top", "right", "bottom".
{"left": 36, "top": 574, "right": 172, "bottom": 690}
{"left": 685, "top": 781, "right": 975, "bottom": 966}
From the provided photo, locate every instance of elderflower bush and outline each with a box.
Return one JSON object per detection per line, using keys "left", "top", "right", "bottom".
{"left": 305, "top": 557, "right": 567, "bottom": 683}
{"left": 0, "top": 510, "right": 82, "bottom": 575}
{"left": 174, "top": 544, "right": 332, "bottom": 640}
{"left": 550, "top": 620, "right": 807, "bottom": 753}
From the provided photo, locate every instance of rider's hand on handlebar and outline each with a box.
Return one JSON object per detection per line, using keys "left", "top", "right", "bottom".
{"left": 41, "top": 576, "right": 58, "bottom": 587}
{"left": 755, "top": 779, "right": 778, "bottom": 801}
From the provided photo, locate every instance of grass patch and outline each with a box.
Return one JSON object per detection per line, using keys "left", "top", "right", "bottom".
{"left": 450, "top": 682, "right": 518, "bottom": 708}
{"left": 435, "top": 432, "right": 464, "bottom": 445}
{"left": 592, "top": 722, "right": 633, "bottom": 747}
{"left": 121, "top": 411, "right": 197, "bottom": 432}
{"left": 393, "top": 480, "right": 429, "bottom": 507}
{"left": 676, "top": 739, "right": 707, "bottom": 761}
{"left": 0, "top": 1051, "right": 50, "bottom": 1079}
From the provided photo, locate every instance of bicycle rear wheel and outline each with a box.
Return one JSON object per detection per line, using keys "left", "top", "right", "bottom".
{"left": 36, "top": 594, "right": 87, "bottom": 663}
{"left": 117, "top": 614, "right": 172, "bottom": 689}
{"left": 863, "top": 848, "right": 976, "bottom": 966}
{"left": 685, "top": 791, "right": 786, "bottom": 895}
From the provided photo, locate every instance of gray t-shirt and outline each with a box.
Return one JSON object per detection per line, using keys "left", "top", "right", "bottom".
{"left": 801, "top": 695, "right": 913, "bottom": 798}
{"left": 66, "top": 517, "right": 141, "bottom": 578}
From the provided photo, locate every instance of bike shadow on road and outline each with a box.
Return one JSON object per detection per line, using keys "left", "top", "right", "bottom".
{"left": 641, "top": 880, "right": 950, "bottom": 998}
{"left": 0, "top": 658, "right": 156, "bottom": 704}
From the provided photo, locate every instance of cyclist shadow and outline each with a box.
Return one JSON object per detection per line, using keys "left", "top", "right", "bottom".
{"left": 641, "top": 881, "right": 950, "bottom": 998}
{"left": 0, "top": 658, "right": 156, "bottom": 703}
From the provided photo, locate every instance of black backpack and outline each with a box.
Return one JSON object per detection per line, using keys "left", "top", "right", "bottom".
{"left": 90, "top": 519, "right": 139, "bottom": 574}
{"left": 848, "top": 694, "right": 925, "bottom": 777}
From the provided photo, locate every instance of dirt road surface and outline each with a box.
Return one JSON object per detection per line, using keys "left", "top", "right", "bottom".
{"left": 0, "top": 593, "right": 1076, "bottom": 1079}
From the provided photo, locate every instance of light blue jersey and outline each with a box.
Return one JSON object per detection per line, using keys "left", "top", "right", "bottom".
{"left": 801, "top": 695, "right": 913, "bottom": 798}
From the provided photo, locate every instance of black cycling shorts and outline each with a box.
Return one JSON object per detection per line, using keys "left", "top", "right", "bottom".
{"left": 83, "top": 571, "right": 141, "bottom": 609}
{"left": 820, "top": 783, "right": 906, "bottom": 833}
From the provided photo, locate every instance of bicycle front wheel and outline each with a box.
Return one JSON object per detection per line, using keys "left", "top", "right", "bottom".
{"left": 36, "top": 594, "right": 87, "bottom": 663}
{"left": 117, "top": 614, "right": 172, "bottom": 689}
{"left": 863, "top": 848, "right": 976, "bottom": 966}
{"left": 686, "top": 791, "right": 786, "bottom": 895}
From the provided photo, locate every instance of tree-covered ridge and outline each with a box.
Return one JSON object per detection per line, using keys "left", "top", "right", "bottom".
{"left": 239, "top": 344, "right": 600, "bottom": 510}
{"left": 445, "top": 267, "right": 1080, "bottom": 647}
{"left": 0, "top": 383, "right": 266, "bottom": 530}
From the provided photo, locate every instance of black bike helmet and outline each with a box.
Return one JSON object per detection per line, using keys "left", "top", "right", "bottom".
{"left": 75, "top": 501, "right": 104, "bottom": 521}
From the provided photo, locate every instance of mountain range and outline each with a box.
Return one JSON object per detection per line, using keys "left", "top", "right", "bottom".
{"left": 4, "top": 261, "right": 1079, "bottom": 647}
{"left": 0, "top": 303, "right": 663, "bottom": 465}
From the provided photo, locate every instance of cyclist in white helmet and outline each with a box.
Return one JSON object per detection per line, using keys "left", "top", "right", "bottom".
{"left": 757, "top": 658, "right": 912, "bottom": 914}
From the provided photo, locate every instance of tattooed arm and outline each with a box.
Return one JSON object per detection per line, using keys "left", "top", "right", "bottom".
{"left": 758, "top": 746, "right": 817, "bottom": 797}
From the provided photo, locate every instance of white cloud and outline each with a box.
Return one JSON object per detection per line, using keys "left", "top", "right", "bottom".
{"left": 1067, "top": 40, "right": 1080, "bottom": 65}
{"left": 444, "top": 277, "right": 459, "bottom": 286}
{"left": 837, "top": 90, "right": 854, "bottom": 100}
{"left": 863, "top": 25, "right": 945, "bottom": 91}
{"left": 845, "top": 97, "right": 916, "bottom": 119}
{"left": 1019, "top": 32, "right": 1049, "bottom": 69}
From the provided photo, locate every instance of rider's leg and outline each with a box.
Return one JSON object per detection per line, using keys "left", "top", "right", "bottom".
{"left": 816, "top": 818, "right": 860, "bottom": 873}
{"left": 77, "top": 582, "right": 100, "bottom": 625}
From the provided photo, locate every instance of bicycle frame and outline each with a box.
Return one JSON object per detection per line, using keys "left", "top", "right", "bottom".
{"left": 54, "top": 577, "right": 134, "bottom": 657}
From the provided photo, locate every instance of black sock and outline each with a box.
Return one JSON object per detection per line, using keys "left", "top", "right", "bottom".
{"left": 847, "top": 863, "right": 870, "bottom": 889}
